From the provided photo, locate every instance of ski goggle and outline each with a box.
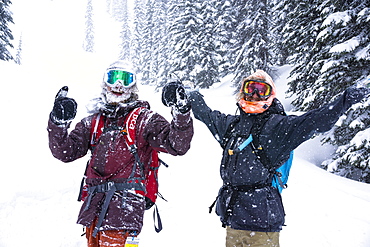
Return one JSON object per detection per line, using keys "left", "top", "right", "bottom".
{"left": 104, "top": 70, "right": 135, "bottom": 87}
{"left": 243, "top": 80, "right": 272, "bottom": 98}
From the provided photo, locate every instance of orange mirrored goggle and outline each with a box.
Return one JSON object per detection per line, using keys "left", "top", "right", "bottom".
{"left": 243, "top": 80, "right": 272, "bottom": 98}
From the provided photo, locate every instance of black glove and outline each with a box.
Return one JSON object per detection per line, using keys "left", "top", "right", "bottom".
{"left": 50, "top": 86, "right": 77, "bottom": 125}
{"left": 161, "top": 80, "right": 191, "bottom": 114}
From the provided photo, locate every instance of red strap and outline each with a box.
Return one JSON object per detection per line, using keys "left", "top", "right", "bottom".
{"left": 90, "top": 113, "right": 105, "bottom": 147}
{"left": 123, "top": 107, "right": 146, "bottom": 146}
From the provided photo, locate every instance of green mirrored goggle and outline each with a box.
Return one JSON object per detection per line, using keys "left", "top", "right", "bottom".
{"left": 104, "top": 70, "right": 135, "bottom": 87}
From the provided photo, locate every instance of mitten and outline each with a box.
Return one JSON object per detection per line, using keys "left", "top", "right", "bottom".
{"left": 162, "top": 80, "right": 191, "bottom": 114}
{"left": 50, "top": 86, "right": 77, "bottom": 125}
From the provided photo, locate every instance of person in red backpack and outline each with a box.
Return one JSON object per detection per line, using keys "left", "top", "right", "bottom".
{"left": 47, "top": 61, "right": 193, "bottom": 247}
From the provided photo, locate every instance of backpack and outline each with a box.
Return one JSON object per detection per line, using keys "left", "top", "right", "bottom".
{"left": 223, "top": 107, "right": 294, "bottom": 193}
{"left": 78, "top": 107, "right": 166, "bottom": 233}
{"left": 228, "top": 132, "right": 293, "bottom": 193}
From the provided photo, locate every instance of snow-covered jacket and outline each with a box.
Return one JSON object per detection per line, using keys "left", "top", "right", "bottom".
{"left": 189, "top": 87, "right": 368, "bottom": 232}
{"left": 47, "top": 100, "right": 193, "bottom": 234}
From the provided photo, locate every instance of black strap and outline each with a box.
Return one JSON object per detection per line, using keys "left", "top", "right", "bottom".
{"left": 209, "top": 195, "right": 219, "bottom": 214}
{"left": 249, "top": 113, "right": 272, "bottom": 165}
{"left": 153, "top": 204, "right": 163, "bottom": 233}
{"left": 77, "top": 176, "right": 86, "bottom": 202}
{"left": 93, "top": 183, "right": 116, "bottom": 237}
{"left": 220, "top": 116, "right": 240, "bottom": 149}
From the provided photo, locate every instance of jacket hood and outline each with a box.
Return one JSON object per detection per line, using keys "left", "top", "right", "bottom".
{"left": 238, "top": 70, "right": 277, "bottom": 114}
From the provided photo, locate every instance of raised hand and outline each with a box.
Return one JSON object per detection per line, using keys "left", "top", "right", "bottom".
{"left": 50, "top": 86, "right": 77, "bottom": 125}
{"left": 161, "top": 80, "right": 191, "bottom": 114}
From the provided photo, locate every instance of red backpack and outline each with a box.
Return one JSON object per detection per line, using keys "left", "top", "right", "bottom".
{"left": 78, "top": 107, "right": 166, "bottom": 232}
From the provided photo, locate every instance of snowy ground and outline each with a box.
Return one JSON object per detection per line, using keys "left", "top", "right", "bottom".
{"left": 1, "top": 0, "right": 370, "bottom": 246}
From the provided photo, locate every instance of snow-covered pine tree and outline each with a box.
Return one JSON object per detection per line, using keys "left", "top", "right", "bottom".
{"left": 230, "top": 0, "right": 273, "bottom": 86}
{"left": 83, "top": 0, "right": 94, "bottom": 53}
{"left": 167, "top": 0, "right": 202, "bottom": 84}
{"left": 0, "top": 0, "right": 14, "bottom": 61}
{"left": 110, "top": 0, "right": 127, "bottom": 22}
{"left": 140, "top": 0, "right": 156, "bottom": 85}
{"left": 215, "top": 0, "right": 238, "bottom": 78}
{"left": 15, "top": 33, "right": 22, "bottom": 65}
{"left": 283, "top": 0, "right": 370, "bottom": 183}
{"left": 155, "top": 0, "right": 175, "bottom": 88}
{"left": 194, "top": 1, "right": 220, "bottom": 88}
{"left": 117, "top": 0, "right": 132, "bottom": 61}
{"left": 132, "top": 0, "right": 171, "bottom": 86}
{"left": 318, "top": 2, "right": 370, "bottom": 183}
{"left": 132, "top": 0, "right": 146, "bottom": 77}
{"left": 149, "top": 0, "right": 170, "bottom": 87}
{"left": 270, "top": 0, "right": 296, "bottom": 66}
{"left": 283, "top": 0, "right": 323, "bottom": 109}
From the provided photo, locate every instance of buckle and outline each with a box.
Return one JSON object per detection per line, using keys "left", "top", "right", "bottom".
{"left": 105, "top": 181, "right": 115, "bottom": 191}
{"left": 129, "top": 144, "right": 138, "bottom": 154}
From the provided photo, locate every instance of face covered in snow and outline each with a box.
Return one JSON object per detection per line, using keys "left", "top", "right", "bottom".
{"left": 102, "top": 69, "right": 138, "bottom": 104}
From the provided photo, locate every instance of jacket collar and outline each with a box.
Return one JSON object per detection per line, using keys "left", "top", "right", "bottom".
{"left": 87, "top": 97, "right": 150, "bottom": 118}
{"left": 101, "top": 100, "right": 150, "bottom": 118}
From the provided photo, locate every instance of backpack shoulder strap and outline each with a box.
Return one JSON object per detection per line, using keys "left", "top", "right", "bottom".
{"left": 250, "top": 110, "right": 292, "bottom": 173}
{"left": 122, "top": 107, "right": 149, "bottom": 180}
{"left": 90, "top": 113, "right": 106, "bottom": 149}
{"left": 220, "top": 116, "right": 240, "bottom": 149}
{"left": 123, "top": 107, "right": 147, "bottom": 149}
{"left": 250, "top": 114, "right": 271, "bottom": 166}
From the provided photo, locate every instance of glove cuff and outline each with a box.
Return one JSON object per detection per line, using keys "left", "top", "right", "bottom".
{"left": 177, "top": 102, "right": 191, "bottom": 114}
{"left": 49, "top": 112, "right": 72, "bottom": 126}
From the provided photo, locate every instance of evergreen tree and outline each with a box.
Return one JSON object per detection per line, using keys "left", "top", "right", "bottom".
{"left": 319, "top": 1, "right": 370, "bottom": 183}
{"left": 140, "top": 0, "right": 156, "bottom": 84}
{"left": 271, "top": 0, "right": 296, "bottom": 65}
{"left": 230, "top": 0, "right": 273, "bottom": 86}
{"left": 149, "top": 0, "right": 170, "bottom": 86}
{"left": 167, "top": 0, "right": 203, "bottom": 84}
{"left": 110, "top": 0, "right": 127, "bottom": 22}
{"left": 0, "top": 0, "right": 14, "bottom": 61}
{"left": 117, "top": 0, "right": 131, "bottom": 61}
{"left": 132, "top": 0, "right": 146, "bottom": 76}
{"left": 15, "top": 33, "right": 22, "bottom": 65}
{"left": 195, "top": 1, "right": 220, "bottom": 88}
{"left": 282, "top": 0, "right": 370, "bottom": 183}
{"left": 283, "top": 0, "right": 324, "bottom": 108}
{"left": 83, "top": 0, "right": 95, "bottom": 53}
{"left": 215, "top": 0, "right": 238, "bottom": 78}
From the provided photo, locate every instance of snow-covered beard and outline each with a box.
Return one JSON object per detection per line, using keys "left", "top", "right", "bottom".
{"left": 104, "top": 89, "right": 132, "bottom": 104}
{"left": 101, "top": 81, "right": 138, "bottom": 104}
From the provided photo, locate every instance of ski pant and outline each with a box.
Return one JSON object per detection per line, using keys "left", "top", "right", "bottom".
{"left": 226, "top": 226, "right": 280, "bottom": 247}
{"left": 85, "top": 220, "right": 129, "bottom": 247}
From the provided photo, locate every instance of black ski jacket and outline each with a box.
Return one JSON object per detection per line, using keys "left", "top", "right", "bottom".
{"left": 189, "top": 87, "right": 368, "bottom": 232}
